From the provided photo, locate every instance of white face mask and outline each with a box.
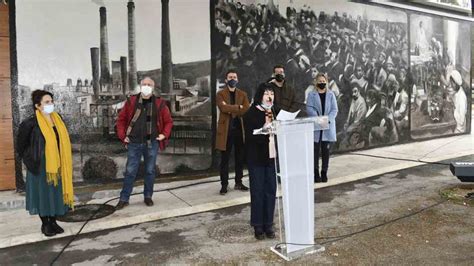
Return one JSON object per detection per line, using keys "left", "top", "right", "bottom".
{"left": 140, "top": 85, "right": 153, "bottom": 96}
{"left": 43, "top": 104, "right": 55, "bottom": 114}
{"left": 260, "top": 102, "right": 273, "bottom": 110}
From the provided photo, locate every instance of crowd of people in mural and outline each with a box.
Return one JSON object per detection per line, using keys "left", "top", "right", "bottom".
{"left": 215, "top": 1, "right": 413, "bottom": 150}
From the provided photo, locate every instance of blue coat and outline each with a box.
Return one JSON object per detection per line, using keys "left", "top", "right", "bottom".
{"left": 306, "top": 90, "right": 338, "bottom": 142}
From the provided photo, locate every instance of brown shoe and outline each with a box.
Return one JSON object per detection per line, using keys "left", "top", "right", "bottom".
{"left": 115, "top": 201, "right": 129, "bottom": 210}
{"left": 144, "top": 197, "right": 154, "bottom": 206}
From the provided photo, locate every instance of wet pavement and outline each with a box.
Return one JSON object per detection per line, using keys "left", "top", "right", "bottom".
{"left": 1, "top": 155, "right": 473, "bottom": 265}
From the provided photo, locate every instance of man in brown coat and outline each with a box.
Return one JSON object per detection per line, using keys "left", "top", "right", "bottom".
{"left": 216, "top": 70, "right": 250, "bottom": 195}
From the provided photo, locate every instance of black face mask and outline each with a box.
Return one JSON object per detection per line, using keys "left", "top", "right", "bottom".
{"left": 275, "top": 74, "right": 285, "bottom": 82}
{"left": 227, "top": 79, "right": 238, "bottom": 88}
{"left": 316, "top": 83, "right": 326, "bottom": 89}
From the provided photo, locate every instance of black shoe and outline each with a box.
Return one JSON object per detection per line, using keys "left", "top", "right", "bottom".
{"left": 314, "top": 172, "right": 321, "bottom": 183}
{"left": 41, "top": 224, "right": 56, "bottom": 237}
{"left": 314, "top": 173, "right": 322, "bottom": 183}
{"left": 254, "top": 227, "right": 265, "bottom": 240}
{"left": 220, "top": 186, "right": 228, "bottom": 195}
{"left": 321, "top": 171, "right": 328, "bottom": 183}
{"left": 265, "top": 227, "right": 276, "bottom": 239}
{"left": 144, "top": 198, "right": 154, "bottom": 207}
{"left": 49, "top": 217, "right": 64, "bottom": 234}
{"left": 234, "top": 183, "right": 249, "bottom": 191}
{"left": 116, "top": 201, "right": 129, "bottom": 210}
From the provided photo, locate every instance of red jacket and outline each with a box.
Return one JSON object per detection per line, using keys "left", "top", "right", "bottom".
{"left": 116, "top": 95, "right": 173, "bottom": 151}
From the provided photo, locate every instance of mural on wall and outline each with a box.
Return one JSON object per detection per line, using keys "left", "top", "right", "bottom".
{"left": 11, "top": 0, "right": 472, "bottom": 184}
{"left": 409, "top": 14, "right": 471, "bottom": 139}
{"left": 15, "top": 0, "right": 212, "bottom": 183}
{"left": 214, "top": 0, "right": 410, "bottom": 151}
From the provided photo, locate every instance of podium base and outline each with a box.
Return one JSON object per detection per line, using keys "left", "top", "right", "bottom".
{"left": 270, "top": 244, "right": 325, "bottom": 261}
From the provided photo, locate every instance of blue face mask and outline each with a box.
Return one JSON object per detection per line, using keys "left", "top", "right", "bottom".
{"left": 43, "top": 104, "right": 55, "bottom": 114}
{"left": 227, "top": 79, "right": 238, "bottom": 88}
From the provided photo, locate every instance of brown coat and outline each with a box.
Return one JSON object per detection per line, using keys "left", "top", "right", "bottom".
{"left": 215, "top": 87, "right": 250, "bottom": 151}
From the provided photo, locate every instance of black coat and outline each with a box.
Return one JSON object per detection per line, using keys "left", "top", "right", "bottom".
{"left": 16, "top": 116, "right": 46, "bottom": 175}
{"left": 243, "top": 105, "right": 276, "bottom": 166}
{"left": 266, "top": 80, "right": 299, "bottom": 113}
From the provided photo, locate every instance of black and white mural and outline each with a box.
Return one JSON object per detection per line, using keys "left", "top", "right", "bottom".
{"left": 10, "top": 0, "right": 472, "bottom": 184}
{"left": 15, "top": 0, "right": 212, "bottom": 183}
{"left": 409, "top": 13, "right": 471, "bottom": 139}
{"left": 214, "top": 0, "right": 411, "bottom": 151}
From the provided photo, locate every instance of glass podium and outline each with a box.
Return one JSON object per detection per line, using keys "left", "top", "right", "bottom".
{"left": 255, "top": 116, "right": 329, "bottom": 261}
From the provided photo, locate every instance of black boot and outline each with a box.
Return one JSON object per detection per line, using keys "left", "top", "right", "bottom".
{"left": 254, "top": 226, "right": 265, "bottom": 240}
{"left": 219, "top": 186, "right": 228, "bottom": 195}
{"left": 234, "top": 183, "right": 249, "bottom": 191}
{"left": 49, "top": 216, "right": 64, "bottom": 234}
{"left": 314, "top": 170, "right": 321, "bottom": 183}
{"left": 321, "top": 171, "right": 328, "bottom": 183}
{"left": 40, "top": 216, "right": 56, "bottom": 237}
{"left": 264, "top": 225, "right": 276, "bottom": 239}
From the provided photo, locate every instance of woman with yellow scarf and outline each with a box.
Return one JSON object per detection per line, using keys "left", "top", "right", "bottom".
{"left": 17, "top": 90, "right": 74, "bottom": 237}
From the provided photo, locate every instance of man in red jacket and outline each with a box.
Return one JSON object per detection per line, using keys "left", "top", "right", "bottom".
{"left": 115, "top": 77, "right": 173, "bottom": 210}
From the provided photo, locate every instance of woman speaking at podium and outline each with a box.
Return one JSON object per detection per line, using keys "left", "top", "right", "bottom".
{"left": 243, "top": 83, "right": 279, "bottom": 240}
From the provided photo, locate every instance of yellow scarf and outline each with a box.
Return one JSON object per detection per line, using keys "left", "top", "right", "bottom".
{"left": 36, "top": 110, "right": 74, "bottom": 209}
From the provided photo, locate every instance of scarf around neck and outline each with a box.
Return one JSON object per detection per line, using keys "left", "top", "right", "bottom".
{"left": 36, "top": 110, "right": 74, "bottom": 208}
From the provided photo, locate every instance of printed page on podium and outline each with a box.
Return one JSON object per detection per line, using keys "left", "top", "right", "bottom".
{"left": 276, "top": 110, "right": 300, "bottom": 121}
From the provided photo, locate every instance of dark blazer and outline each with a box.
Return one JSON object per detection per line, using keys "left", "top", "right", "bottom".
{"left": 267, "top": 80, "right": 299, "bottom": 113}
{"left": 243, "top": 105, "right": 276, "bottom": 166}
{"left": 16, "top": 116, "right": 45, "bottom": 175}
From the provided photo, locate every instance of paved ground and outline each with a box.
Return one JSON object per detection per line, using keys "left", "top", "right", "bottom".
{"left": 1, "top": 131, "right": 472, "bottom": 249}
{"left": 1, "top": 155, "right": 473, "bottom": 265}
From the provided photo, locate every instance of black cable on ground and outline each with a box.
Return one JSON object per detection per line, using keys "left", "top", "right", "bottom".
{"left": 274, "top": 199, "right": 447, "bottom": 251}
{"left": 350, "top": 152, "right": 451, "bottom": 166}
{"left": 50, "top": 175, "right": 248, "bottom": 265}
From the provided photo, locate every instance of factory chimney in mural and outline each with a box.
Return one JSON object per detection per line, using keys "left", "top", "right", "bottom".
{"left": 128, "top": 0, "right": 138, "bottom": 91}
{"left": 99, "top": 6, "right": 111, "bottom": 90}
{"left": 90, "top": 47, "right": 100, "bottom": 98}
{"left": 161, "top": 0, "right": 173, "bottom": 94}
{"left": 120, "top": 56, "right": 128, "bottom": 95}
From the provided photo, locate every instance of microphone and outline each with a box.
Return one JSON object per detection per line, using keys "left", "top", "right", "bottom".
{"left": 265, "top": 98, "right": 274, "bottom": 121}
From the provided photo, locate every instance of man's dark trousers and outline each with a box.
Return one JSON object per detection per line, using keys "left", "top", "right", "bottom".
{"left": 220, "top": 131, "right": 244, "bottom": 187}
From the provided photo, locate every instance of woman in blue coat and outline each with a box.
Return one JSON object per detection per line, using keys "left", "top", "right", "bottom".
{"left": 306, "top": 73, "right": 338, "bottom": 182}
